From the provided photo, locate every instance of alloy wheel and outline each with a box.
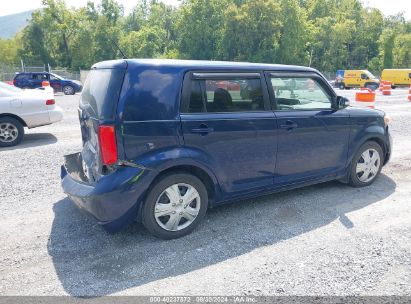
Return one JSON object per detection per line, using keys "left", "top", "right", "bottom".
{"left": 64, "top": 86, "right": 74, "bottom": 95}
{"left": 0, "top": 123, "right": 19, "bottom": 143}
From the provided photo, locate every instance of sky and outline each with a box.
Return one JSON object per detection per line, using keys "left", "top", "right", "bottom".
{"left": 0, "top": 0, "right": 409, "bottom": 19}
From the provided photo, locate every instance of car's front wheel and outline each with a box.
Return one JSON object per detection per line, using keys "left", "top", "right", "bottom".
{"left": 365, "top": 83, "right": 379, "bottom": 91}
{"left": 0, "top": 117, "right": 24, "bottom": 147}
{"left": 63, "top": 85, "right": 75, "bottom": 95}
{"left": 142, "top": 173, "right": 208, "bottom": 239}
{"left": 349, "top": 141, "right": 384, "bottom": 187}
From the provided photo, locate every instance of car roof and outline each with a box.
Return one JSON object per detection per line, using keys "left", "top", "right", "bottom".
{"left": 16, "top": 72, "right": 48, "bottom": 74}
{"left": 92, "top": 59, "right": 318, "bottom": 73}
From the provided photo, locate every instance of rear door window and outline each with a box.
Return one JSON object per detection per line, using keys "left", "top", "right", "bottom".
{"left": 183, "top": 73, "right": 266, "bottom": 113}
{"left": 80, "top": 69, "right": 125, "bottom": 120}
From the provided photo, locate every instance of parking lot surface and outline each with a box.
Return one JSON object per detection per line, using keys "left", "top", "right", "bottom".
{"left": 0, "top": 89, "right": 410, "bottom": 296}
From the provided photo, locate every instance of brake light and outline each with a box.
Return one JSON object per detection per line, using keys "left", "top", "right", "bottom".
{"left": 46, "top": 99, "right": 55, "bottom": 105}
{"left": 13, "top": 79, "right": 16, "bottom": 85}
{"left": 98, "top": 125, "right": 117, "bottom": 165}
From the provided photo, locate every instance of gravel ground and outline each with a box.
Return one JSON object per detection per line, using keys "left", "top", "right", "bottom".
{"left": 0, "top": 89, "right": 410, "bottom": 296}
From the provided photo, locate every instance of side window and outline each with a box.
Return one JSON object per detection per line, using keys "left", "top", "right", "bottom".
{"left": 50, "top": 75, "right": 57, "bottom": 81}
{"left": 42, "top": 74, "right": 49, "bottom": 80}
{"left": 408, "top": 73, "right": 411, "bottom": 79}
{"left": 361, "top": 73, "right": 368, "bottom": 80}
{"left": 187, "top": 77, "right": 265, "bottom": 113}
{"left": 15, "top": 74, "right": 25, "bottom": 81}
{"left": 271, "top": 77, "right": 332, "bottom": 110}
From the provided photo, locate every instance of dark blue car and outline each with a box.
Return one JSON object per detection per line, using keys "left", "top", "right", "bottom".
{"left": 61, "top": 59, "right": 392, "bottom": 239}
{"left": 13, "top": 72, "right": 82, "bottom": 95}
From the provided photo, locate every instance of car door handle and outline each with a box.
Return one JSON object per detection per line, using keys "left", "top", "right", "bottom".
{"left": 280, "top": 120, "right": 298, "bottom": 129}
{"left": 191, "top": 125, "right": 214, "bottom": 134}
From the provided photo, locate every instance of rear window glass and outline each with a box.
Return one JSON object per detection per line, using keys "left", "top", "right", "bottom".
{"left": 80, "top": 69, "right": 125, "bottom": 119}
{"left": 185, "top": 77, "right": 265, "bottom": 113}
{"left": 15, "top": 74, "right": 28, "bottom": 80}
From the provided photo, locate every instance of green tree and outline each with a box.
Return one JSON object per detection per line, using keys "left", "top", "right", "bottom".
{"left": 277, "top": 0, "right": 309, "bottom": 65}
{"left": 0, "top": 36, "right": 20, "bottom": 65}
{"left": 120, "top": 26, "right": 166, "bottom": 58}
{"left": 393, "top": 33, "right": 411, "bottom": 68}
{"left": 176, "top": 0, "right": 228, "bottom": 60}
{"left": 220, "top": 0, "right": 282, "bottom": 62}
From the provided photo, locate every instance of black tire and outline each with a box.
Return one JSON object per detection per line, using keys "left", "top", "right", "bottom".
{"left": 349, "top": 141, "right": 384, "bottom": 187}
{"left": 365, "top": 83, "right": 378, "bottom": 91}
{"left": 63, "top": 85, "right": 75, "bottom": 95}
{"left": 0, "top": 117, "right": 24, "bottom": 147}
{"left": 339, "top": 83, "right": 345, "bottom": 90}
{"left": 142, "top": 173, "right": 208, "bottom": 239}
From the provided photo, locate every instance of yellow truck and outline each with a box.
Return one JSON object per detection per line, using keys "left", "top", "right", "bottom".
{"left": 340, "top": 70, "right": 380, "bottom": 90}
{"left": 381, "top": 69, "right": 411, "bottom": 88}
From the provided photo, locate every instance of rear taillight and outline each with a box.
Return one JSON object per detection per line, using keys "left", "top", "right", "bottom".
{"left": 46, "top": 99, "right": 55, "bottom": 105}
{"left": 13, "top": 79, "right": 16, "bottom": 85}
{"left": 98, "top": 125, "right": 117, "bottom": 165}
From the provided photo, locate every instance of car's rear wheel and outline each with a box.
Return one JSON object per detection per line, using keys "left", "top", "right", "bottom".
{"left": 339, "top": 83, "right": 345, "bottom": 90}
{"left": 142, "top": 173, "right": 208, "bottom": 239}
{"left": 0, "top": 117, "right": 24, "bottom": 147}
{"left": 63, "top": 85, "right": 75, "bottom": 95}
{"left": 349, "top": 141, "right": 384, "bottom": 187}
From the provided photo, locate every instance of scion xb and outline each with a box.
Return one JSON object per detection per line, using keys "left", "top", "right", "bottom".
{"left": 61, "top": 59, "right": 392, "bottom": 239}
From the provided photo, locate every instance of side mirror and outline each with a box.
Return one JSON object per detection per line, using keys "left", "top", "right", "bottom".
{"left": 334, "top": 96, "right": 349, "bottom": 109}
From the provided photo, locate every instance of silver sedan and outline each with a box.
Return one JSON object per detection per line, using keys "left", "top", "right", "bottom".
{"left": 0, "top": 82, "right": 63, "bottom": 147}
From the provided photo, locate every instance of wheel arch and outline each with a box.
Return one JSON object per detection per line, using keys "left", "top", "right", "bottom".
{"left": 135, "top": 163, "right": 220, "bottom": 222}
{"left": 348, "top": 134, "right": 388, "bottom": 166}
{"left": 150, "top": 164, "right": 218, "bottom": 204}
{"left": 0, "top": 113, "right": 27, "bottom": 127}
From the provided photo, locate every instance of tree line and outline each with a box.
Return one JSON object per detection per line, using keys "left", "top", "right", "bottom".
{"left": 1, "top": 0, "right": 410, "bottom": 75}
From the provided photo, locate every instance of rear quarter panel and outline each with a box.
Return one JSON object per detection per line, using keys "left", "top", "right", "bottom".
{"left": 0, "top": 93, "right": 52, "bottom": 128}
{"left": 116, "top": 66, "right": 185, "bottom": 162}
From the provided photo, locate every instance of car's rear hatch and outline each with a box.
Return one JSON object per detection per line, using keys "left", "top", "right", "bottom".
{"left": 78, "top": 65, "right": 126, "bottom": 183}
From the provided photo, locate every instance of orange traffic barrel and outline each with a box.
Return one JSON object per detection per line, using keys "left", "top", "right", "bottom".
{"left": 382, "top": 83, "right": 391, "bottom": 96}
{"left": 42, "top": 80, "right": 50, "bottom": 87}
{"left": 355, "top": 88, "right": 376, "bottom": 108}
{"left": 408, "top": 85, "right": 411, "bottom": 102}
{"left": 378, "top": 81, "right": 385, "bottom": 91}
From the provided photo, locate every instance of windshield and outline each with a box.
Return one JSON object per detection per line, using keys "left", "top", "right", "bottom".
{"left": 366, "top": 71, "right": 377, "bottom": 79}
{"left": 50, "top": 73, "right": 64, "bottom": 80}
{"left": 0, "top": 82, "right": 22, "bottom": 93}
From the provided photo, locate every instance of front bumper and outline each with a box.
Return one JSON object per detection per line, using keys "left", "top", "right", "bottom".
{"left": 61, "top": 153, "right": 149, "bottom": 231}
{"left": 384, "top": 128, "right": 393, "bottom": 165}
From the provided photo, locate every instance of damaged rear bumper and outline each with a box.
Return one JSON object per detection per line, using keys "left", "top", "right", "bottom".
{"left": 61, "top": 152, "right": 150, "bottom": 231}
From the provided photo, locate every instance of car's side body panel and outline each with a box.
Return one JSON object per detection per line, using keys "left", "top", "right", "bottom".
{"left": 0, "top": 91, "right": 63, "bottom": 128}
{"left": 381, "top": 69, "right": 411, "bottom": 86}
{"left": 61, "top": 59, "right": 392, "bottom": 232}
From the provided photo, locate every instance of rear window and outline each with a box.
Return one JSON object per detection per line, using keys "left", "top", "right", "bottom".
{"left": 15, "top": 74, "right": 28, "bottom": 80}
{"left": 80, "top": 69, "right": 125, "bottom": 120}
